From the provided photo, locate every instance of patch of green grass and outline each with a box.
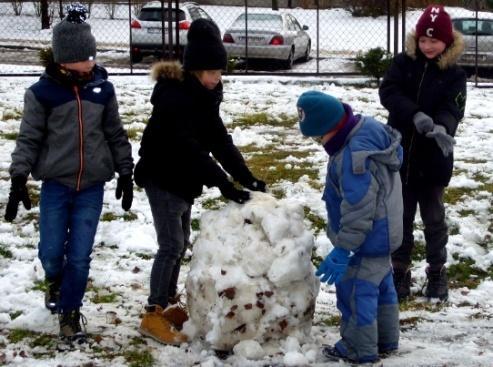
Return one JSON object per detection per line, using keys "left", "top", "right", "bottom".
{"left": 23, "top": 212, "right": 39, "bottom": 222}
{"left": 101, "top": 212, "right": 118, "bottom": 222}
{"left": 8, "top": 329, "right": 38, "bottom": 343}
{"left": 410, "top": 241, "right": 426, "bottom": 262}
{"left": 444, "top": 187, "right": 475, "bottom": 205}
{"left": 230, "top": 113, "right": 297, "bottom": 129}
{"left": 460, "top": 158, "right": 487, "bottom": 164}
{"left": 126, "top": 128, "right": 141, "bottom": 140}
{"left": 271, "top": 188, "right": 285, "bottom": 199}
{"left": 0, "top": 244, "right": 13, "bottom": 259}
{"left": 448, "top": 256, "right": 491, "bottom": 289}
{"left": 311, "top": 248, "right": 323, "bottom": 268}
{"left": 321, "top": 314, "right": 340, "bottom": 327}
{"left": 245, "top": 149, "right": 318, "bottom": 186}
{"left": 135, "top": 252, "right": 153, "bottom": 260}
{"left": 399, "top": 300, "right": 445, "bottom": 313}
{"left": 0, "top": 132, "right": 18, "bottom": 140}
{"left": 457, "top": 209, "right": 475, "bottom": 217}
{"left": 91, "top": 291, "right": 119, "bottom": 304}
{"left": 191, "top": 218, "right": 200, "bottom": 231}
{"left": 399, "top": 316, "right": 424, "bottom": 331}
{"left": 124, "top": 349, "right": 154, "bottom": 367}
{"left": 3, "top": 108, "right": 22, "bottom": 120}
{"left": 102, "top": 212, "right": 138, "bottom": 222}
{"left": 128, "top": 336, "right": 147, "bottom": 347}
{"left": 32, "top": 279, "right": 49, "bottom": 292}
{"left": 9, "top": 310, "right": 22, "bottom": 320}
{"left": 27, "top": 187, "right": 40, "bottom": 207}
{"left": 449, "top": 222, "right": 460, "bottom": 236}
{"left": 123, "top": 212, "right": 138, "bottom": 221}
{"left": 202, "top": 198, "right": 223, "bottom": 210}
{"left": 304, "top": 207, "right": 326, "bottom": 234}
{"left": 29, "top": 333, "right": 55, "bottom": 348}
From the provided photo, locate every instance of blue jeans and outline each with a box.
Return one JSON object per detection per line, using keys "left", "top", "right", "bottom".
{"left": 39, "top": 180, "right": 104, "bottom": 312}
{"left": 145, "top": 182, "right": 191, "bottom": 308}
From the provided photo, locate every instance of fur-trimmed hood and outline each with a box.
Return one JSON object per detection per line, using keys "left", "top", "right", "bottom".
{"left": 150, "top": 60, "right": 183, "bottom": 81}
{"left": 405, "top": 30, "right": 464, "bottom": 70}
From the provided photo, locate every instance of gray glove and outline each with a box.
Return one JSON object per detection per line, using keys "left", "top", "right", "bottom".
{"left": 413, "top": 112, "right": 434, "bottom": 134}
{"left": 426, "top": 125, "right": 455, "bottom": 157}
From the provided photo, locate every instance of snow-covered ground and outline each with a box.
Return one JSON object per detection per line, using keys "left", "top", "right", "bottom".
{"left": 0, "top": 70, "right": 492, "bottom": 366}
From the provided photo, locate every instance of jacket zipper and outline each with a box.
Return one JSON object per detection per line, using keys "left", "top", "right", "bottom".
{"left": 74, "top": 85, "right": 84, "bottom": 191}
{"left": 405, "top": 61, "right": 428, "bottom": 185}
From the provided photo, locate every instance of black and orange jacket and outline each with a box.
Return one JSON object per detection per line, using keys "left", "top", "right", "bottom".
{"left": 379, "top": 31, "right": 467, "bottom": 187}
{"left": 134, "top": 61, "right": 255, "bottom": 203}
{"left": 9, "top": 64, "right": 133, "bottom": 190}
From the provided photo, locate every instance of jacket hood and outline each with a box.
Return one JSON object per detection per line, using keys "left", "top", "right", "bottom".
{"left": 405, "top": 30, "right": 464, "bottom": 70}
{"left": 350, "top": 118, "right": 403, "bottom": 175}
{"left": 151, "top": 61, "right": 183, "bottom": 81}
{"left": 42, "top": 63, "right": 108, "bottom": 87}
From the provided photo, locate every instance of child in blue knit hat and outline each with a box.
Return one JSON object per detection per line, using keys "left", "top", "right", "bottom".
{"left": 297, "top": 91, "right": 403, "bottom": 364}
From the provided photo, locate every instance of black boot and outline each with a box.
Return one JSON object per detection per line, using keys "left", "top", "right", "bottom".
{"left": 425, "top": 265, "right": 448, "bottom": 301}
{"left": 392, "top": 262, "right": 411, "bottom": 302}
{"left": 44, "top": 277, "right": 61, "bottom": 314}
{"left": 59, "top": 309, "right": 87, "bottom": 343}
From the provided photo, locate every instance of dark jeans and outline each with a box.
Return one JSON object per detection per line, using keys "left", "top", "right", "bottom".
{"left": 145, "top": 182, "right": 191, "bottom": 308}
{"left": 392, "top": 183, "right": 447, "bottom": 267}
{"left": 39, "top": 180, "right": 104, "bottom": 312}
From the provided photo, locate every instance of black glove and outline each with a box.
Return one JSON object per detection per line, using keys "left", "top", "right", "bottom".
{"left": 219, "top": 183, "right": 250, "bottom": 204}
{"left": 413, "top": 112, "right": 434, "bottom": 134}
{"left": 115, "top": 174, "right": 133, "bottom": 211}
{"left": 242, "top": 178, "right": 267, "bottom": 192}
{"left": 5, "top": 176, "right": 31, "bottom": 222}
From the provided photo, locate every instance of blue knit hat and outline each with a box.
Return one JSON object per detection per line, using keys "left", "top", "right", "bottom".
{"left": 297, "top": 91, "right": 345, "bottom": 137}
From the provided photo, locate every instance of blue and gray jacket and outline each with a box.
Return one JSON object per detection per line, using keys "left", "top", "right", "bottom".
{"left": 9, "top": 64, "right": 133, "bottom": 191}
{"left": 323, "top": 113, "right": 403, "bottom": 257}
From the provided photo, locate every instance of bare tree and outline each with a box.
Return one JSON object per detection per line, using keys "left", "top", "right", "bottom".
{"left": 11, "top": 1, "right": 23, "bottom": 16}
{"left": 104, "top": 0, "right": 118, "bottom": 20}
{"left": 41, "top": 0, "right": 50, "bottom": 29}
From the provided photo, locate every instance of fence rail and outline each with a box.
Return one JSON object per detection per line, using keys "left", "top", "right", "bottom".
{"left": 0, "top": 0, "right": 491, "bottom": 84}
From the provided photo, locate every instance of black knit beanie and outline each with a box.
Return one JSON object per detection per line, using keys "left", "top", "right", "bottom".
{"left": 183, "top": 19, "right": 227, "bottom": 71}
{"left": 52, "top": 4, "right": 96, "bottom": 64}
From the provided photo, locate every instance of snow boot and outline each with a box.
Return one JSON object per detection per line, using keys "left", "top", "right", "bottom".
{"left": 392, "top": 262, "right": 411, "bottom": 302}
{"left": 425, "top": 264, "right": 448, "bottom": 301}
{"left": 322, "top": 345, "right": 382, "bottom": 366}
{"left": 44, "top": 277, "right": 61, "bottom": 314}
{"left": 162, "top": 295, "right": 189, "bottom": 330}
{"left": 139, "top": 305, "right": 188, "bottom": 345}
{"left": 59, "top": 308, "right": 87, "bottom": 343}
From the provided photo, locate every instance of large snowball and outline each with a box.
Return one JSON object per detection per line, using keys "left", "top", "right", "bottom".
{"left": 186, "top": 193, "right": 320, "bottom": 350}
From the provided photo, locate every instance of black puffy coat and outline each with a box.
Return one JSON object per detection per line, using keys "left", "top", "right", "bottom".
{"left": 379, "top": 31, "right": 467, "bottom": 187}
{"left": 134, "top": 61, "right": 255, "bottom": 203}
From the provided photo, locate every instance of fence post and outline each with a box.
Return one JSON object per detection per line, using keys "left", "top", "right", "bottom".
{"left": 401, "top": 0, "right": 406, "bottom": 53}
{"left": 316, "top": 0, "right": 319, "bottom": 74}
{"left": 393, "top": 0, "right": 399, "bottom": 55}
{"left": 128, "top": 0, "right": 133, "bottom": 73}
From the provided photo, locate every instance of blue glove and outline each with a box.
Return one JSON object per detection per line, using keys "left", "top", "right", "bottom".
{"left": 316, "top": 247, "right": 351, "bottom": 285}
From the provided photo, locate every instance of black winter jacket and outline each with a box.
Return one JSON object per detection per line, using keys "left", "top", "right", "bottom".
{"left": 379, "top": 31, "right": 467, "bottom": 187}
{"left": 134, "top": 61, "right": 255, "bottom": 203}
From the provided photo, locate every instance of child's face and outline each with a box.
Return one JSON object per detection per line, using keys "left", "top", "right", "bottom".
{"left": 197, "top": 70, "right": 222, "bottom": 90}
{"left": 418, "top": 36, "right": 447, "bottom": 60}
{"left": 61, "top": 60, "right": 96, "bottom": 76}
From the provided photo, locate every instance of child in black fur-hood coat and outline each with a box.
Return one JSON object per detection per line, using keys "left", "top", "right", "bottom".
{"left": 134, "top": 18, "right": 266, "bottom": 345}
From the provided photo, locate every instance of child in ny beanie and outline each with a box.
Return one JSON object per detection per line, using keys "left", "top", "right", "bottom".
{"left": 5, "top": 4, "right": 133, "bottom": 343}
{"left": 298, "top": 90, "right": 403, "bottom": 364}
{"left": 134, "top": 18, "right": 266, "bottom": 345}
{"left": 379, "top": 4, "right": 467, "bottom": 303}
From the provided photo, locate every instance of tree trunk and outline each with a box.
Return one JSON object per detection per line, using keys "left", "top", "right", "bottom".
{"left": 41, "top": 0, "right": 50, "bottom": 29}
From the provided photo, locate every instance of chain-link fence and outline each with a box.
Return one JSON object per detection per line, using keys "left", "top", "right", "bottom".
{"left": 0, "top": 0, "right": 492, "bottom": 82}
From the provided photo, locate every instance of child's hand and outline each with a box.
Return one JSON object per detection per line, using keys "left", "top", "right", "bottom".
{"left": 243, "top": 178, "right": 267, "bottom": 192}
{"left": 413, "top": 112, "right": 434, "bottom": 134}
{"left": 4, "top": 176, "right": 31, "bottom": 222}
{"left": 219, "top": 183, "right": 250, "bottom": 204}
{"left": 116, "top": 174, "right": 134, "bottom": 211}
{"left": 316, "top": 247, "right": 351, "bottom": 285}
{"left": 426, "top": 125, "right": 455, "bottom": 157}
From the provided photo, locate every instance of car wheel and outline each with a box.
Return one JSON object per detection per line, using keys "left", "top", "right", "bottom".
{"left": 283, "top": 48, "right": 294, "bottom": 69}
{"left": 131, "top": 51, "right": 143, "bottom": 63}
{"left": 302, "top": 41, "right": 311, "bottom": 62}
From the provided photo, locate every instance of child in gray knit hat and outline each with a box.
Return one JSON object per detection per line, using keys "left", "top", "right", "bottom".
{"left": 5, "top": 4, "right": 134, "bottom": 344}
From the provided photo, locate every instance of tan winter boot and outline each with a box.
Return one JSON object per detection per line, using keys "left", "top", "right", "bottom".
{"left": 162, "top": 295, "right": 189, "bottom": 330}
{"left": 138, "top": 305, "right": 188, "bottom": 345}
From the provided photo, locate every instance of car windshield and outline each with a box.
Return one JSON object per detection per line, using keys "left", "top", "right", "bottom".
{"left": 138, "top": 8, "right": 185, "bottom": 22}
{"left": 232, "top": 13, "right": 283, "bottom": 29}
{"left": 453, "top": 19, "right": 493, "bottom": 36}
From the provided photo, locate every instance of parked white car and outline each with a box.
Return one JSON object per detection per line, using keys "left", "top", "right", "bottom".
{"left": 222, "top": 11, "right": 311, "bottom": 69}
{"left": 452, "top": 17, "right": 493, "bottom": 74}
{"left": 130, "top": 1, "right": 213, "bottom": 63}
